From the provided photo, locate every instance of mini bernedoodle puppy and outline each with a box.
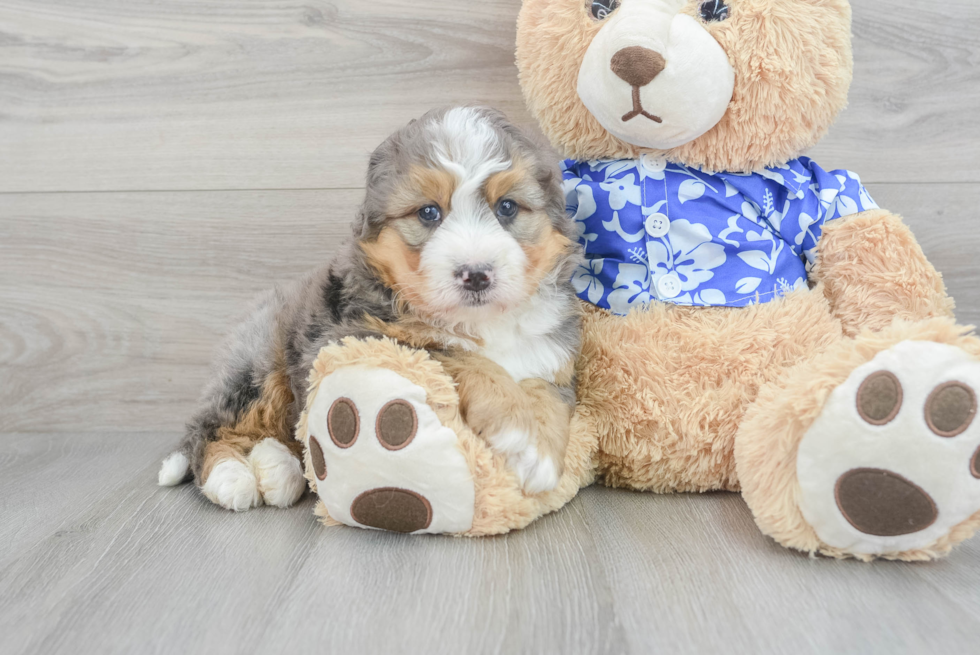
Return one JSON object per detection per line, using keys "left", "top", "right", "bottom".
{"left": 159, "top": 106, "right": 583, "bottom": 510}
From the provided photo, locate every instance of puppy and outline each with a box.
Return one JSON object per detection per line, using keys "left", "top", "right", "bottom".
{"left": 158, "top": 106, "right": 583, "bottom": 511}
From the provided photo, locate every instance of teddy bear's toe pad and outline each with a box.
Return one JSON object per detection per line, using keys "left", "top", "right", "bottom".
{"left": 350, "top": 488, "right": 432, "bottom": 533}
{"left": 834, "top": 468, "right": 937, "bottom": 537}
{"left": 305, "top": 366, "right": 474, "bottom": 534}
{"left": 798, "top": 341, "right": 980, "bottom": 556}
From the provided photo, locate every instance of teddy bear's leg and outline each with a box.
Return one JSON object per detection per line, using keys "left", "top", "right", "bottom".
{"left": 303, "top": 364, "right": 477, "bottom": 534}
{"left": 736, "top": 318, "right": 980, "bottom": 560}
{"left": 299, "top": 337, "right": 597, "bottom": 536}
{"left": 813, "top": 209, "right": 955, "bottom": 337}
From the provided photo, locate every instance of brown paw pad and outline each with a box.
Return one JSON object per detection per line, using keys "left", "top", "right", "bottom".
{"left": 925, "top": 381, "right": 976, "bottom": 438}
{"left": 350, "top": 487, "right": 432, "bottom": 533}
{"left": 856, "top": 371, "right": 902, "bottom": 425}
{"left": 835, "top": 468, "right": 937, "bottom": 536}
{"left": 328, "top": 397, "right": 359, "bottom": 448}
{"left": 971, "top": 445, "right": 980, "bottom": 479}
{"left": 309, "top": 436, "right": 327, "bottom": 480}
{"left": 376, "top": 399, "right": 417, "bottom": 451}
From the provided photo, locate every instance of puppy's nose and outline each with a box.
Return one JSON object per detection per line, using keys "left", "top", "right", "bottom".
{"left": 456, "top": 265, "right": 494, "bottom": 292}
{"left": 610, "top": 46, "right": 666, "bottom": 87}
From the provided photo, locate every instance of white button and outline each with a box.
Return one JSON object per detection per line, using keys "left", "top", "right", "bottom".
{"left": 645, "top": 212, "right": 670, "bottom": 238}
{"left": 640, "top": 153, "right": 667, "bottom": 175}
{"left": 657, "top": 273, "right": 682, "bottom": 299}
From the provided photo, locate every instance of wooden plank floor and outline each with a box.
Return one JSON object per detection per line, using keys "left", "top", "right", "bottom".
{"left": 2, "top": 1, "right": 979, "bottom": 653}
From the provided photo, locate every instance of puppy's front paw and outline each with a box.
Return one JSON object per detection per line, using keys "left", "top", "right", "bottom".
{"left": 509, "top": 445, "right": 561, "bottom": 495}
{"left": 249, "top": 438, "right": 306, "bottom": 508}
{"left": 485, "top": 425, "right": 535, "bottom": 456}
{"left": 201, "top": 458, "right": 262, "bottom": 511}
{"left": 486, "top": 428, "right": 560, "bottom": 494}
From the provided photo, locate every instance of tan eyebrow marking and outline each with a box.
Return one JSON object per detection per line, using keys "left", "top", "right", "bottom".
{"left": 484, "top": 160, "right": 531, "bottom": 207}
{"left": 385, "top": 166, "right": 457, "bottom": 219}
{"left": 410, "top": 166, "right": 456, "bottom": 212}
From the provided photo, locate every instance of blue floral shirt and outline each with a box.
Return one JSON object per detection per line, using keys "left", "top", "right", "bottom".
{"left": 562, "top": 155, "right": 878, "bottom": 314}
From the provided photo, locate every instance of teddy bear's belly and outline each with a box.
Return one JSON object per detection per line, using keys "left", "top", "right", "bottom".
{"left": 577, "top": 287, "right": 842, "bottom": 493}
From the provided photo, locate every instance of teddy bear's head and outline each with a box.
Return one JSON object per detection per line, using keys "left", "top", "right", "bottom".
{"left": 516, "top": 0, "right": 853, "bottom": 172}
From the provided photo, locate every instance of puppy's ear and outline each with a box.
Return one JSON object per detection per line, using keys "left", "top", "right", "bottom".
{"left": 352, "top": 206, "right": 371, "bottom": 240}
{"left": 356, "top": 132, "right": 402, "bottom": 241}
{"left": 365, "top": 136, "right": 397, "bottom": 188}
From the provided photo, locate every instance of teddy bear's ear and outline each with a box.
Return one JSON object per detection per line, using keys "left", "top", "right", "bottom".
{"left": 517, "top": 0, "right": 854, "bottom": 173}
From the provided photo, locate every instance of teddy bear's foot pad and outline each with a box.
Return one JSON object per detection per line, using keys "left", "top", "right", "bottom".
{"left": 305, "top": 366, "right": 475, "bottom": 534}
{"left": 798, "top": 341, "right": 980, "bottom": 556}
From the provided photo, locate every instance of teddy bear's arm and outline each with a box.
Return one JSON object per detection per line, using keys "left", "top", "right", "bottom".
{"left": 810, "top": 209, "right": 954, "bottom": 337}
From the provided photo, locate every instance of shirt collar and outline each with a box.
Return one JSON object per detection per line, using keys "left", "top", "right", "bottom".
{"left": 564, "top": 157, "right": 811, "bottom": 200}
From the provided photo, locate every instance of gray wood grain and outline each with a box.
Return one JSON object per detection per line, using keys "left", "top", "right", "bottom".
{"left": 0, "top": 0, "right": 532, "bottom": 193}
{"left": 0, "top": 433, "right": 977, "bottom": 655}
{"left": 0, "top": 190, "right": 359, "bottom": 433}
{"left": 809, "top": 0, "right": 980, "bottom": 182}
{"left": 1, "top": 0, "right": 979, "bottom": 193}
{"left": 578, "top": 487, "right": 980, "bottom": 655}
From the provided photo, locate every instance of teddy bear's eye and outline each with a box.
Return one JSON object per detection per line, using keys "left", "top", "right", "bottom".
{"left": 590, "top": 0, "right": 620, "bottom": 21}
{"left": 699, "top": 0, "right": 730, "bottom": 22}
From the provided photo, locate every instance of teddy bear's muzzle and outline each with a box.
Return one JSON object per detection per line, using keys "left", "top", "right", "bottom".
{"left": 610, "top": 45, "right": 665, "bottom": 124}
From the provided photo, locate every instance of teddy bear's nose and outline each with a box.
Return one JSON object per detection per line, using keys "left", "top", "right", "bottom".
{"left": 610, "top": 46, "right": 666, "bottom": 87}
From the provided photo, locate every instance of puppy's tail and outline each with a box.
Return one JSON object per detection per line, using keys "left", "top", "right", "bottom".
{"left": 157, "top": 427, "right": 199, "bottom": 486}
{"left": 158, "top": 448, "right": 192, "bottom": 486}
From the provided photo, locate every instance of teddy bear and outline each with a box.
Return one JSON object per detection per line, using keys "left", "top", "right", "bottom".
{"left": 297, "top": 0, "right": 980, "bottom": 560}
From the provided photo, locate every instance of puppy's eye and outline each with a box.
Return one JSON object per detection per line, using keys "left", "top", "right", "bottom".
{"left": 417, "top": 204, "right": 442, "bottom": 223}
{"left": 590, "top": 0, "right": 619, "bottom": 21}
{"left": 496, "top": 199, "right": 519, "bottom": 220}
{"left": 699, "top": 0, "right": 729, "bottom": 22}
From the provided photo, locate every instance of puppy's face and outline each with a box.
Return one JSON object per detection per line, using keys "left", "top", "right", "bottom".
{"left": 359, "top": 107, "right": 575, "bottom": 324}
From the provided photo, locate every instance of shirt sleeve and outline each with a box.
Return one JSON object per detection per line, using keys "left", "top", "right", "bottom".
{"left": 782, "top": 158, "right": 879, "bottom": 266}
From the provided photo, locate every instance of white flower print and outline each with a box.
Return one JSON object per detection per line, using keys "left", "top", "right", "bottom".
{"left": 718, "top": 214, "right": 744, "bottom": 246}
{"left": 647, "top": 219, "right": 727, "bottom": 291}
{"left": 696, "top": 289, "right": 726, "bottom": 305}
{"left": 790, "top": 169, "right": 811, "bottom": 186}
{"left": 600, "top": 173, "right": 642, "bottom": 210}
{"left": 678, "top": 178, "right": 706, "bottom": 203}
{"left": 813, "top": 183, "right": 840, "bottom": 222}
{"left": 758, "top": 168, "right": 787, "bottom": 189}
{"left": 564, "top": 179, "right": 599, "bottom": 244}
{"left": 602, "top": 210, "right": 646, "bottom": 243}
{"left": 607, "top": 263, "right": 653, "bottom": 314}
{"left": 737, "top": 228, "right": 785, "bottom": 275}
{"left": 859, "top": 185, "right": 879, "bottom": 211}
{"left": 740, "top": 200, "right": 765, "bottom": 229}
{"left": 735, "top": 277, "right": 762, "bottom": 294}
{"left": 835, "top": 193, "right": 859, "bottom": 218}
{"left": 794, "top": 212, "right": 818, "bottom": 247}
{"left": 759, "top": 188, "right": 791, "bottom": 233}
{"left": 571, "top": 260, "right": 605, "bottom": 305}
